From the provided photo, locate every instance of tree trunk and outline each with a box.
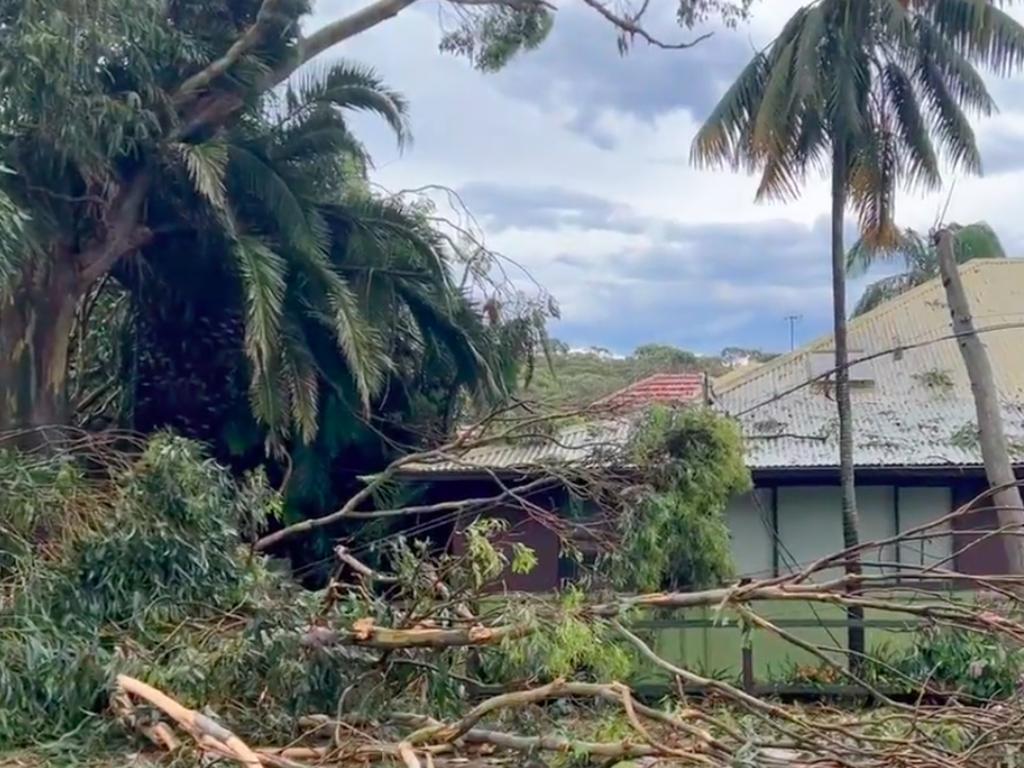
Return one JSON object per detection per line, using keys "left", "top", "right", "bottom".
{"left": 935, "top": 228, "right": 1024, "bottom": 574}
{"left": 831, "top": 141, "right": 864, "bottom": 668}
{"left": 0, "top": 258, "right": 79, "bottom": 447}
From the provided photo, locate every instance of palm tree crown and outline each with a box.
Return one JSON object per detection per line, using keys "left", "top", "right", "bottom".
{"left": 154, "top": 61, "right": 522, "bottom": 444}
{"left": 692, "top": 0, "right": 1024, "bottom": 246}
{"left": 849, "top": 221, "right": 1007, "bottom": 316}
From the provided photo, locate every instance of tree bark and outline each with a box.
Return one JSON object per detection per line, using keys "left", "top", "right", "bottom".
{"left": 831, "top": 140, "right": 864, "bottom": 667}
{"left": 0, "top": 257, "right": 79, "bottom": 447}
{"left": 0, "top": 173, "right": 150, "bottom": 445}
{"left": 935, "top": 228, "right": 1024, "bottom": 574}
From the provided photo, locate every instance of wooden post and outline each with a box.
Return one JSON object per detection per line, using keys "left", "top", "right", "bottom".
{"left": 741, "top": 645, "right": 755, "bottom": 693}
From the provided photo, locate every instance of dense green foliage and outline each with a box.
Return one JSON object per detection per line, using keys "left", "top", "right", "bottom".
{"left": 0, "top": 436, "right": 311, "bottom": 745}
{"left": 893, "top": 624, "right": 1024, "bottom": 700}
{"left": 605, "top": 407, "right": 751, "bottom": 591}
{"left": 848, "top": 222, "right": 1007, "bottom": 316}
{"left": 0, "top": 437, "right": 631, "bottom": 753}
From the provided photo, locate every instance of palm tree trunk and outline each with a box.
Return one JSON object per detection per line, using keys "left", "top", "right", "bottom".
{"left": 935, "top": 229, "right": 1024, "bottom": 574}
{"left": 0, "top": 257, "right": 79, "bottom": 448}
{"left": 831, "top": 141, "right": 864, "bottom": 668}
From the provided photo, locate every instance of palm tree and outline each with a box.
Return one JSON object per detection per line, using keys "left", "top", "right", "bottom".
{"left": 154, "top": 61, "right": 527, "bottom": 445}
{"left": 849, "top": 222, "right": 1005, "bottom": 316}
{"left": 692, "top": 0, "right": 1024, "bottom": 664}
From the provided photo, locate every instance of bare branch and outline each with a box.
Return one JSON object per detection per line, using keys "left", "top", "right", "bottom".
{"left": 175, "top": 0, "right": 291, "bottom": 103}
{"left": 578, "top": 0, "right": 714, "bottom": 50}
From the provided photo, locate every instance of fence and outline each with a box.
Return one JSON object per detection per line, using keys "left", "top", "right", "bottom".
{"left": 629, "top": 598, "right": 931, "bottom": 695}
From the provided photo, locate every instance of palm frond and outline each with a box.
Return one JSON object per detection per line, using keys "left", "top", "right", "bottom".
{"left": 397, "top": 282, "right": 497, "bottom": 396}
{"left": 272, "top": 106, "right": 368, "bottom": 165}
{"left": 849, "top": 220, "right": 1005, "bottom": 316}
{"left": 922, "top": 0, "right": 1024, "bottom": 75}
{"left": 792, "top": 4, "right": 827, "bottom": 103}
{"left": 172, "top": 140, "right": 229, "bottom": 212}
{"left": 753, "top": 31, "right": 800, "bottom": 153}
{"left": 848, "top": 125, "right": 900, "bottom": 250}
{"left": 914, "top": 52, "right": 982, "bottom": 173}
{"left": 232, "top": 236, "right": 287, "bottom": 427}
{"left": 691, "top": 53, "right": 769, "bottom": 168}
{"left": 322, "top": 273, "right": 386, "bottom": 410}
{"left": 228, "top": 144, "right": 329, "bottom": 257}
{"left": 911, "top": 14, "right": 995, "bottom": 116}
{"left": 846, "top": 227, "right": 927, "bottom": 276}
{"left": 882, "top": 62, "right": 941, "bottom": 191}
{"left": 287, "top": 60, "right": 410, "bottom": 148}
{"left": 280, "top": 318, "right": 320, "bottom": 443}
{"left": 876, "top": 0, "right": 915, "bottom": 45}
{"left": 329, "top": 195, "right": 452, "bottom": 292}
{"left": 235, "top": 234, "right": 288, "bottom": 387}
{"left": 853, "top": 270, "right": 925, "bottom": 316}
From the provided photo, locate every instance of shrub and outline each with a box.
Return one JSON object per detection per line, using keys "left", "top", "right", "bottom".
{"left": 0, "top": 435, "right": 328, "bottom": 746}
{"left": 605, "top": 406, "right": 750, "bottom": 591}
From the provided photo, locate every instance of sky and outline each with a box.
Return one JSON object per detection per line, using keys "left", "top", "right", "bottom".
{"left": 307, "top": 0, "right": 1024, "bottom": 356}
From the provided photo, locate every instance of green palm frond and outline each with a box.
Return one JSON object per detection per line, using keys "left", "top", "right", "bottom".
{"left": 228, "top": 144, "right": 329, "bottom": 257}
{"left": 691, "top": 53, "right": 769, "bottom": 168}
{"left": 752, "top": 33, "right": 800, "bottom": 153}
{"left": 847, "top": 227, "right": 927, "bottom": 277}
{"left": 232, "top": 235, "right": 287, "bottom": 381}
{"left": 915, "top": 53, "right": 982, "bottom": 172}
{"left": 172, "top": 140, "right": 229, "bottom": 212}
{"left": 792, "top": 4, "right": 827, "bottom": 102}
{"left": 322, "top": 274, "right": 386, "bottom": 410}
{"left": 280, "top": 318, "right": 320, "bottom": 443}
{"left": 286, "top": 60, "right": 410, "bottom": 148}
{"left": 850, "top": 221, "right": 1006, "bottom": 316}
{"left": 882, "top": 62, "right": 940, "bottom": 190}
{"left": 398, "top": 282, "right": 497, "bottom": 396}
{"left": 272, "top": 106, "right": 368, "bottom": 165}
{"left": 330, "top": 195, "right": 452, "bottom": 292}
{"left": 232, "top": 236, "right": 289, "bottom": 434}
{"left": 951, "top": 221, "right": 1006, "bottom": 262}
{"left": 912, "top": 14, "right": 995, "bottom": 115}
{"left": 853, "top": 270, "right": 925, "bottom": 315}
{"left": 920, "top": 0, "right": 1024, "bottom": 75}
{"left": 695, "top": 0, "right": 1013, "bottom": 247}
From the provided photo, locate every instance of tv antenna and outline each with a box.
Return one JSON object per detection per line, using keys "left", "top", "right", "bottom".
{"left": 785, "top": 314, "right": 803, "bottom": 351}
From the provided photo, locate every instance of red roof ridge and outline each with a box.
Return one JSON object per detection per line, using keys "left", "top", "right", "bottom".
{"left": 595, "top": 372, "right": 708, "bottom": 410}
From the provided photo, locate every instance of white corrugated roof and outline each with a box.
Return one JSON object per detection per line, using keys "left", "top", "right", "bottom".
{"left": 405, "top": 260, "right": 1024, "bottom": 475}
{"left": 402, "top": 419, "right": 632, "bottom": 475}
{"left": 715, "top": 259, "right": 1024, "bottom": 469}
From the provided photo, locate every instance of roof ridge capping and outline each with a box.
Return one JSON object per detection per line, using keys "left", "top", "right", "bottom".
{"left": 595, "top": 372, "right": 706, "bottom": 408}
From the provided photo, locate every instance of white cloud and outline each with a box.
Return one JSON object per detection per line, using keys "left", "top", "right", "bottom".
{"left": 304, "top": 0, "right": 1024, "bottom": 354}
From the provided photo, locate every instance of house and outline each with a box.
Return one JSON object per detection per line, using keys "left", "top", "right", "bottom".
{"left": 401, "top": 374, "right": 708, "bottom": 591}
{"left": 401, "top": 260, "right": 1024, "bottom": 588}
{"left": 716, "top": 258, "right": 1024, "bottom": 579}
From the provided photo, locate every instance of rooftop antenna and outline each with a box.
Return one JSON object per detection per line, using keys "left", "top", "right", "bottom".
{"left": 785, "top": 314, "right": 803, "bottom": 351}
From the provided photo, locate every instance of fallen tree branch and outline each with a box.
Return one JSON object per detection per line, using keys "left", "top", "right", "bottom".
{"left": 115, "top": 675, "right": 262, "bottom": 766}
{"left": 301, "top": 619, "right": 531, "bottom": 649}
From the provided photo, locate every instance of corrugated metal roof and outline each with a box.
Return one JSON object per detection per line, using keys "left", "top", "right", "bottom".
{"left": 402, "top": 419, "right": 633, "bottom": 475}
{"left": 716, "top": 259, "right": 1024, "bottom": 468}
{"left": 405, "top": 260, "right": 1024, "bottom": 476}
{"left": 596, "top": 373, "right": 707, "bottom": 409}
